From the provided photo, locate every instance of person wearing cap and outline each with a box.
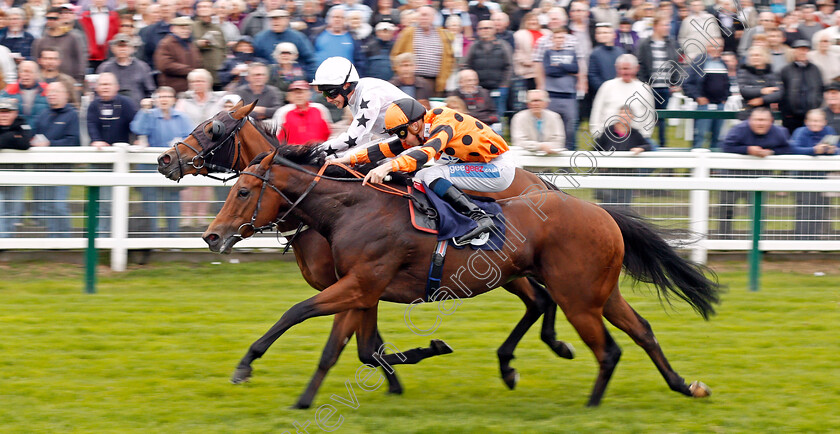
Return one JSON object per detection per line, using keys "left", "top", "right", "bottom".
{"left": 615, "top": 16, "right": 639, "bottom": 53}
{"left": 311, "top": 56, "right": 411, "bottom": 156}
{"left": 253, "top": 7, "right": 317, "bottom": 79}
{"left": 153, "top": 16, "right": 202, "bottom": 93}
{"left": 779, "top": 39, "right": 824, "bottom": 133}
{"left": 0, "top": 97, "right": 33, "bottom": 238}
{"left": 588, "top": 22, "right": 625, "bottom": 98}
{"left": 193, "top": 0, "right": 227, "bottom": 89}
{"left": 272, "top": 80, "right": 331, "bottom": 145}
{"left": 79, "top": 0, "right": 121, "bottom": 70}
{"left": 32, "top": 7, "right": 88, "bottom": 82}
{"left": 823, "top": 82, "right": 840, "bottom": 133}
{"left": 219, "top": 36, "right": 271, "bottom": 90}
{"left": 334, "top": 97, "right": 513, "bottom": 244}
{"left": 96, "top": 33, "right": 155, "bottom": 104}
{"left": 362, "top": 21, "right": 397, "bottom": 81}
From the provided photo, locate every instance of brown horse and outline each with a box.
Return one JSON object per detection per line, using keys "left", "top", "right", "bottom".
{"left": 157, "top": 101, "right": 574, "bottom": 403}
{"left": 204, "top": 145, "right": 722, "bottom": 408}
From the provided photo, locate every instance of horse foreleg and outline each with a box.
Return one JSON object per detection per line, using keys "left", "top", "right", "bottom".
{"left": 232, "top": 274, "right": 377, "bottom": 386}
{"left": 293, "top": 310, "right": 363, "bottom": 409}
{"left": 355, "top": 307, "right": 453, "bottom": 372}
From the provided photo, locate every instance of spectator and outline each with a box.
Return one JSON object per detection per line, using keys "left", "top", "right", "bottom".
{"left": 138, "top": 0, "right": 176, "bottom": 67}
{"left": 267, "top": 41, "right": 306, "bottom": 93}
{"left": 790, "top": 109, "right": 839, "bottom": 237}
{"left": 239, "top": 0, "right": 282, "bottom": 37}
{"left": 213, "top": 0, "right": 242, "bottom": 44}
{"left": 219, "top": 35, "right": 270, "bottom": 91}
{"left": 96, "top": 33, "right": 155, "bottom": 104}
{"left": 450, "top": 69, "right": 499, "bottom": 132}
{"left": 438, "top": 0, "right": 472, "bottom": 37}
{"left": 592, "top": 0, "right": 619, "bottom": 28}
{"left": 679, "top": 0, "right": 721, "bottom": 62}
{"left": 30, "top": 81, "right": 79, "bottom": 238}
{"left": 780, "top": 11, "right": 803, "bottom": 48}
{"left": 815, "top": 0, "right": 837, "bottom": 28}
{"left": 718, "top": 107, "right": 793, "bottom": 237}
{"left": 797, "top": 4, "right": 824, "bottom": 43}
{"left": 636, "top": 14, "right": 679, "bottom": 147}
{"left": 253, "top": 9, "right": 316, "bottom": 78}
{"left": 370, "top": 0, "right": 399, "bottom": 27}
{"left": 491, "top": 11, "right": 514, "bottom": 50}
{"left": 779, "top": 40, "right": 824, "bottom": 133}
{"left": 766, "top": 28, "right": 792, "bottom": 74}
{"left": 0, "top": 43, "right": 17, "bottom": 87}
{"left": 314, "top": 8, "right": 365, "bottom": 74}
{"left": 594, "top": 105, "right": 651, "bottom": 209}
{"left": 32, "top": 7, "right": 87, "bottom": 82}
{"left": 192, "top": 0, "right": 226, "bottom": 89}
{"left": 738, "top": 46, "right": 782, "bottom": 110}
{"left": 363, "top": 21, "right": 397, "bottom": 81}
{"left": 329, "top": 0, "right": 373, "bottom": 24}
{"left": 23, "top": 0, "right": 48, "bottom": 39}
{"left": 510, "top": 89, "right": 564, "bottom": 154}
{"left": 466, "top": 19, "right": 513, "bottom": 120}
{"left": 444, "top": 95, "right": 467, "bottom": 112}
{"left": 808, "top": 33, "right": 840, "bottom": 86}
{"left": 445, "top": 15, "right": 471, "bottom": 73}
{"left": 272, "top": 80, "right": 331, "bottom": 146}
{"left": 153, "top": 16, "right": 202, "bottom": 94}
{"left": 824, "top": 82, "right": 840, "bottom": 132}
{"left": 347, "top": 11, "right": 372, "bottom": 43}
{"left": 234, "top": 62, "right": 283, "bottom": 121}
{"left": 512, "top": 11, "right": 546, "bottom": 92}
{"left": 391, "top": 6, "right": 455, "bottom": 96}
{"left": 616, "top": 17, "right": 640, "bottom": 54}
{"left": 294, "top": 0, "right": 326, "bottom": 41}
{"left": 87, "top": 72, "right": 138, "bottom": 233}
{"left": 0, "top": 98, "right": 32, "bottom": 238}
{"left": 130, "top": 86, "right": 192, "bottom": 235}
{"left": 811, "top": 10, "right": 840, "bottom": 47}
{"left": 738, "top": 11, "right": 777, "bottom": 58}
{"left": 0, "top": 8, "right": 35, "bottom": 61}
{"left": 389, "top": 52, "right": 433, "bottom": 108}
{"left": 469, "top": 0, "right": 496, "bottom": 25}
{"left": 590, "top": 54, "right": 654, "bottom": 139}
{"left": 684, "top": 37, "right": 729, "bottom": 148}
{"left": 37, "top": 47, "right": 79, "bottom": 108}
{"left": 0, "top": 60, "right": 48, "bottom": 127}
{"left": 540, "top": 27, "right": 578, "bottom": 150}
{"left": 79, "top": 0, "right": 120, "bottom": 70}
{"left": 588, "top": 23, "right": 624, "bottom": 98}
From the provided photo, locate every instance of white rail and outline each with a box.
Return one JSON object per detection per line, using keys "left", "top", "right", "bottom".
{"left": 1, "top": 146, "right": 838, "bottom": 270}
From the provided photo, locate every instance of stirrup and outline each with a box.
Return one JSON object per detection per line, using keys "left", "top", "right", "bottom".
{"left": 451, "top": 231, "right": 490, "bottom": 247}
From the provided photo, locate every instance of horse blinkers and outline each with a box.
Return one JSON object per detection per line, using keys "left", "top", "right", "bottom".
{"left": 209, "top": 120, "right": 226, "bottom": 141}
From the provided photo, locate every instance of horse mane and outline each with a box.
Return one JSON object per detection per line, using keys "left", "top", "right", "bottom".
{"left": 250, "top": 117, "right": 281, "bottom": 149}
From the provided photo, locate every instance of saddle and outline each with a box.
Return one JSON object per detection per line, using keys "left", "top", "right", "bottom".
{"left": 408, "top": 183, "right": 439, "bottom": 234}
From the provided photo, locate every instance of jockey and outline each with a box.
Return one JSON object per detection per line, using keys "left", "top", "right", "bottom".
{"left": 334, "top": 98, "right": 515, "bottom": 244}
{"left": 310, "top": 56, "right": 411, "bottom": 156}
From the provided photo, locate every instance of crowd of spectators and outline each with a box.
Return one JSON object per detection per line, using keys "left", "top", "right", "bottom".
{"left": 0, "top": 0, "right": 839, "bottom": 238}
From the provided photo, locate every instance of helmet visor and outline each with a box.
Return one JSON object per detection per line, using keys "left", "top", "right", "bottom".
{"left": 320, "top": 86, "right": 342, "bottom": 99}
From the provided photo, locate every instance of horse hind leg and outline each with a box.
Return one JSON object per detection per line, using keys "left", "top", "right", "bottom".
{"left": 602, "top": 287, "right": 707, "bottom": 398}
{"left": 529, "top": 278, "right": 575, "bottom": 360}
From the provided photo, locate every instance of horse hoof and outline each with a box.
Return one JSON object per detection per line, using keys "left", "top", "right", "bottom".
{"left": 430, "top": 339, "right": 453, "bottom": 355}
{"left": 231, "top": 366, "right": 252, "bottom": 384}
{"left": 291, "top": 401, "right": 311, "bottom": 410}
{"left": 502, "top": 369, "right": 519, "bottom": 390}
{"left": 689, "top": 381, "right": 711, "bottom": 398}
{"left": 553, "top": 341, "right": 575, "bottom": 360}
{"left": 387, "top": 384, "right": 404, "bottom": 395}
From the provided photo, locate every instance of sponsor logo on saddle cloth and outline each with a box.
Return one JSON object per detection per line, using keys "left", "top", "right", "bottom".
{"left": 448, "top": 163, "right": 501, "bottom": 178}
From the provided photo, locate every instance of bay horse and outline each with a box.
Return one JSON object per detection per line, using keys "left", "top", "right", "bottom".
{"left": 156, "top": 101, "right": 575, "bottom": 403}
{"left": 203, "top": 145, "right": 722, "bottom": 408}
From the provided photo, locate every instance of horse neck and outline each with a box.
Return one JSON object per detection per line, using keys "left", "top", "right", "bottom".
{"left": 236, "top": 119, "right": 278, "bottom": 171}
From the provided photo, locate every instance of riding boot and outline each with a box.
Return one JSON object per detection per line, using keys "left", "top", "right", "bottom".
{"left": 439, "top": 184, "right": 496, "bottom": 244}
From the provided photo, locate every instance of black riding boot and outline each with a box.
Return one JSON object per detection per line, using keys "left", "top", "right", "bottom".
{"left": 439, "top": 184, "right": 496, "bottom": 244}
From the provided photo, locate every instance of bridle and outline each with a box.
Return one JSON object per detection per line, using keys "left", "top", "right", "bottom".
{"left": 171, "top": 111, "right": 248, "bottom": 182}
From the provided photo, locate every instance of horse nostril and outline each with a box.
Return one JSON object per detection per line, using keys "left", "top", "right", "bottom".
{"left": 159, "top": 154, "right": 172, "bottom": 166}
{"left": 204, "top": 233, "right": 220, "bottom": 244}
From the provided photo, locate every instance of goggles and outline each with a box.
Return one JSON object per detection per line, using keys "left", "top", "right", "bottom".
{"left": 320, "top": 86, "right": 342, "bottom": 99}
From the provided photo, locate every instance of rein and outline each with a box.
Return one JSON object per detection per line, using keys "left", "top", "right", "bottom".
{"left": 172, "top": 113, "right": 249, "bottom": 182}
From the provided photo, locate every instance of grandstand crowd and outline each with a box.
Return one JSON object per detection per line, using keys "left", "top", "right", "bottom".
{"left": 0, "top": 0, "right": 839, "bottom": 237}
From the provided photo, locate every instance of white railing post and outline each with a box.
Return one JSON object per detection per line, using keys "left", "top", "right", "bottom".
{"left": 110, "top": 144, "right": 130, "bottom": 271}
{"left": 690, "top": 148, "right": 711, "bottom": 264}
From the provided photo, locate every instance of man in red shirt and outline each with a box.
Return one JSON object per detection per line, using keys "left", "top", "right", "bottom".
{"left": 272, "top": 80, "right": 332, "bottom": 146}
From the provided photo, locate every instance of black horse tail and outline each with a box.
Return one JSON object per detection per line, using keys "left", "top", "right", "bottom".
{"left": 602, "top": 206, "right": 723, "bottom": 320}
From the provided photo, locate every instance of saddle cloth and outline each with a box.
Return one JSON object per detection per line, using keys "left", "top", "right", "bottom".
{"left": 408, "top": 182, "right": 506, "bottom": 251}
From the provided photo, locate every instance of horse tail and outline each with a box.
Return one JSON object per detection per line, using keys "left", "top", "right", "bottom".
{"left": 602, "top": 206, "right": 723, "bottom": 320}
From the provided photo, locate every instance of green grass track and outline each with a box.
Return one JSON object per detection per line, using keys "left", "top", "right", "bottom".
{"left": 1, "top": 261, "right": 838, "bottom": 433}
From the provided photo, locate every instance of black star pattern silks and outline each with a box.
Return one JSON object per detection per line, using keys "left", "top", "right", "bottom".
{"left": 356, "top": 113, "right": 370, "bottom": 128}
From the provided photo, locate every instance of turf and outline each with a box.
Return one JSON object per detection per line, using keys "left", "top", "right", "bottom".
{"left": 1, "top": 260, "right": 838, "bottom": 433}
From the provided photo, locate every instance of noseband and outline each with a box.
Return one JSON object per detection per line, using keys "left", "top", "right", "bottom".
{"left": 172, "top": 112, "right": 248, "bottom": 182}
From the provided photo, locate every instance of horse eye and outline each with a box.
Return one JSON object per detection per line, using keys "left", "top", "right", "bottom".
{"left": 237, "top": 188, "right": 250, "bottom": 198}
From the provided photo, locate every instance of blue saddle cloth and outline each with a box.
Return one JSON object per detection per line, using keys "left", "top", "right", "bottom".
{"left": 422, "top": 182, "right": 506, "bottom": 251}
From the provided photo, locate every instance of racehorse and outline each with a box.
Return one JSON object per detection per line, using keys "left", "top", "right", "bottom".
{"left": 156, "top": 101, "right": 576, "bottom": 405}
{"left": 203, "top": 142, "right": 722, "bottom": 407}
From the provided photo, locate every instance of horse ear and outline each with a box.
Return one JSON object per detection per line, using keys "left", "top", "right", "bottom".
{"left": 230, "top": 100, "right": 244, "bottom": 112}
{"left": 232, "top": 100, "right": 258, "bottom": 120}
{"left": 259, "top": 147, "right": 280, "bottom": 171}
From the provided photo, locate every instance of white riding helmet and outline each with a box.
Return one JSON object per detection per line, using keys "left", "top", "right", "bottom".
{"left": 310, "top": 57, "right": 360, "bottom": 87}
